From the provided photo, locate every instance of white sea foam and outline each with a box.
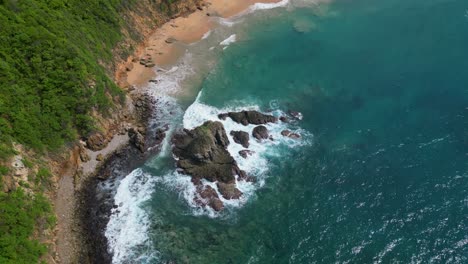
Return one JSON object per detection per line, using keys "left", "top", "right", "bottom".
{"left": 250, "top": 0, "right": 291, "bottom": 11}
{"left": 105, "top": 169, "right": 158, "bottom": 264}
{"left": 202, "top": 30, "right": 212, "bottom": 40}
{"left": 220, "top": 34, "right": 237, "bottom": 46}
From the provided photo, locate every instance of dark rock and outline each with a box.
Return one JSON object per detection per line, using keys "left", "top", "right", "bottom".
{"left": 149, "top": 79, "right": 159, "bottom": 83}
{"left": 280, "top": 116, "right": 289, "bottom": 123}
{"left": 128, "top": 128, "right": 145, "bottom": 152}
{"left": 289, "top": 110, "right": 303, "bottom": 120}
{"left": 230, "top": 130, "right": 250, "bottom": 148}
{"left": 195, "top": 180, "right": 225, "bottom": 212}
{"left": 155, "top": 128, "right": 166, "bottom": 144}
{"left": 252, "top": 125, "right": 269, "bottom": 140}
{"left": 281, "top": 129, "right": 300, "bottom": 139}
{"left": 239, "top": 149, "right": 255, "bottom": 159}
{"left": 210, "top": 199, "right": 224, "bottom": 211}
{"left": 145, "top": 62, "right": 155, "bottom": 68}
{"left": 218, "top": 110, "right": 277, "bottom": 126}
{"left": 172, "top": 121, "right": 239, "bottom": 183}
{"left": 289, "top": 133, "right": 301, "bottom": 139}
{"left": 217, "top": 182, "right": 242, "bottom": 200}
{"left": 199, "top": 185, "right": 218, "bottom": 199}
{"left": 218, "top": 113, "right": 228, "bottom": 120}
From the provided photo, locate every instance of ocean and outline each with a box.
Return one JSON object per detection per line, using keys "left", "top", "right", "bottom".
{"left": 104, "top": 0, "right": 468, "bottom": 263}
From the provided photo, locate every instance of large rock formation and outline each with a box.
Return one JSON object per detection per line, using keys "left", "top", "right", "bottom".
{"left": 218, "top": 110, "right": 277, "bottom": 126}
{"left": 172, "top": 121, "right": 245, "bottom": 184}
{"left": 172, "top": 121, "right": 246, "bottom": 211}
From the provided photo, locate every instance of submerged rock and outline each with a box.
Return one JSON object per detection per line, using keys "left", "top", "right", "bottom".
{"left": 230, "top": 130, "right": 250, "bottom": 148}
{"left": 172, "top": 121, "right": 245, "bottom": 184}
{"left": 288, "top": 110, "right": 303, "bottom": 120}
{"left": 252, "top": 125, "right": 269, "bottom": 140}
{"left": 218, "top": 110, "right": 277, "bottom": 126}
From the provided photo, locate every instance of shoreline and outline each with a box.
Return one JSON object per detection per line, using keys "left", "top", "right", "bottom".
{"left": 54, "top": 0, "right": 285, "bottom": 263}
{"left": 117, "top": 0, "right": 284, "bottom": 88}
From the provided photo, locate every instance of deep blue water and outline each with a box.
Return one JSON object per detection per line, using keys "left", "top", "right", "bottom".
{"left": 120, "top": 0, "right": 468, "bottom": 263}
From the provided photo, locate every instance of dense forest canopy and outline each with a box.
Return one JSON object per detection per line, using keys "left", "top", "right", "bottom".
{"left": 0, "top": 0, "right": 131, "bottom": 156}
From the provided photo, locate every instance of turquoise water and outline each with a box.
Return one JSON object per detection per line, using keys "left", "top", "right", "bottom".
{"left": 120, "top": 0, "right": 468, "bottom": 263}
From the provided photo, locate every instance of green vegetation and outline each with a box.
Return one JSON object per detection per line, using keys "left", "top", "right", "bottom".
{"left": 0, "top": 0, "right": 134, "bottom": 157}
{"left": 0, "top": 0, "right": 186, "bottom": 262}
{"left": 34, "top": 167, "right": 52, "bottom": 189}
{"left": 0, "top": 188, "right": 55, "bottom": 264}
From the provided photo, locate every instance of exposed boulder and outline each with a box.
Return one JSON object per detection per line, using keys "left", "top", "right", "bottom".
{"left": 216, "top": 182, "right": 242, "bottom": 200}
{"left": 289, "top": 133, "right": 301, "bottom": 139}
{"left": 96, "top": 154, "right": 104, "bottom": 161}
{"left": 230, "top": 130, "right": 250, "bottom": 148}
{"left": 279, "top": 116, "right": 289, "bottom": 123}
{"left": 281, "top": 129, "right": 301, "bottom": 139}
{"left": 85, "top": 132, "right": 109, "bottom": 151}
{"left": 79, "top": 145, "right": 90, "bottom": 162}
{"left": 128, "top": 128, "right": 145, "bottom": 152}
{"left": 154, "top": 127, "right": 167, "bottom": 145}
{"left": 218, "top": 110, "right": 277, "bottom": 126}
{"left": 195, "top": 185, "right": 224, "bottom": 211}
{"left": 239, "top": 149, "right": 255, "bottom": 159}
{"left": 289, "top": 110, "right": 303, "bottom": 120}
{"left": 252, "top": 125, "right": 269, "bottom": 140}
{"left": 172, "top": 121, "right": 243, "bottom": 184}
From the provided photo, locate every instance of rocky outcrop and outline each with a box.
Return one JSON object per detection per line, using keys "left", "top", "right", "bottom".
{"left": 128, "top": 128, "right": 145, "bottom": 152}
{"left": 172, "top": 121, "right": 245, "bottom": 210}
{"left": 85, "top": 133, "right": 109, "bottom": 151}
{"left": 230, "top": 130, "right": 250, "bottom": 148}
{"left": 218, "top": 110, "right": 277, "bottom": 126}
{"left": 252, "top": 125, "right": 269, "bottom": 140}
{"left": 172, "top": 121, "right": 244, "bottom": 184}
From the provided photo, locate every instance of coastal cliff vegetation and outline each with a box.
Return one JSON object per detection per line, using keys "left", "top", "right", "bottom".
{"left": 0, "top": 0, "right": 191, "bottom": 262}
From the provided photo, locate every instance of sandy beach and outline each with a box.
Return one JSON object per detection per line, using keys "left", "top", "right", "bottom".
{"left": 120, "top": 0, "right": 283, "bottom": 87}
